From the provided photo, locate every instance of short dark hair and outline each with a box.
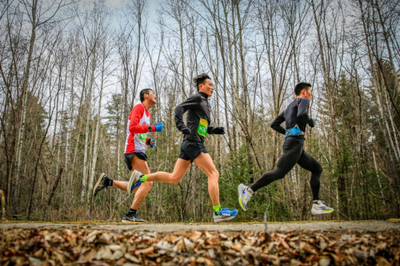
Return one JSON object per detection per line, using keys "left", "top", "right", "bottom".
{"left": 140, "top": 88, "right": 153, "bottom": 102}
{"left": 294, "top": 82, "right": 312, "bottom": 96}
{"left": 193, "top": 73, "right": 211, "bottom": 91}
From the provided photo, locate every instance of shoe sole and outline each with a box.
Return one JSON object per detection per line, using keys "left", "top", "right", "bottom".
{"left": 311, "top": 209, "right": 334, "bottom": 215}
{"left": 127, "top": 170, "right": 142, "bottom": 194}
{"left": 214, "top": 215, "right": 237, "bottom": 223}
{"left": 238, "top": 184, "right": 247, "bottom": 211}
{"left": 122, "top": 219, "right": 146, "bottom": 224}
{"left": 92, "top": 173, "right": 105, "bottom": 197}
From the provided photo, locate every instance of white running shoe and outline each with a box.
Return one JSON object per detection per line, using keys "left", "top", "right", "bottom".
{"left": 238, "top": 184, "right": 253, "bottom": 211}
{"left": 127, "top": 170, "right": 142, "bottom": 194}
{"left": 311, "top": 200, "right": 334, "bottom": 215}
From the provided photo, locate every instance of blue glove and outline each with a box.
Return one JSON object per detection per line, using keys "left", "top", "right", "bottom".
{"left": 155, "top": 122, "right": 164, "bottom": 132}
{"left": 149, "top": 138, "right": 156, "bottom": 148}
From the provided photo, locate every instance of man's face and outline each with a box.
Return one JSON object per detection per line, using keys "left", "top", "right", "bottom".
{"left": 145, "top": 90, "right": 157, "bottom": 104}
{"left": 199, "top": 79, "right": 214, "bottom": 98}
{"left": 303, "top": 88, "right": 312, "bottom": 100}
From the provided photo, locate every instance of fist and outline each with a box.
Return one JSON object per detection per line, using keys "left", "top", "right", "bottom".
{"left": 181, "top": 127, "right": 191, "bottom": 135}
{"left": 155, "top": 122, "right": 164, "bottom": 132}
{"left": 210, "top": 127, "right": 225, "bottom": 135}
{"left": 149, "top": 138, "right": 156, "bottom": 148}
{"left": 308, "top": 118, "right": 315, "bottom": 128}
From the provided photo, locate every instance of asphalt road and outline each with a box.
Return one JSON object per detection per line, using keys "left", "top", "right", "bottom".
{"left": 1, "top": 220, "right": 399, "bottom": 232}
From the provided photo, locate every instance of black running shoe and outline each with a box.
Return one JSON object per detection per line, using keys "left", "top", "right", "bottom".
{"left": 122, "top": 213, "right": 147, "bottom": 223}
{"left": 92, "top": 173, "right": 110, "bottom": 197}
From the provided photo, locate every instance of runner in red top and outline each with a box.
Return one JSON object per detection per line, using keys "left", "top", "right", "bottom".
{"left": 92, "top": 88, "right": 164, "bottom": 223}
{"left": 125, "top": 101, "right": 159, "bottom": 154}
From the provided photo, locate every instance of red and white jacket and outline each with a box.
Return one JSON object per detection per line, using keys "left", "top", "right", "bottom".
{"left": 124, "top": 103, "right": 152, "bottom": 154}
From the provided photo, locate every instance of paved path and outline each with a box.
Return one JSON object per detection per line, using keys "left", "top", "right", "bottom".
{"left": 1, "top": 220, "right": 399, "bottom": 232}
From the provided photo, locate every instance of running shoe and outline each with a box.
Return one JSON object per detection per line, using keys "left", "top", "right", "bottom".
{"left": 122, "top": 213, "right": 147, "bottom": 223}
{"left": 311, "top": 200, "right": 334, "bottom": 215}
{"left": 213, "top": 208, "right": 238, "bottom": 223}
{"left": 92, "top": 173, "right": 110, "bottom": 197}
{"left": 238, "top": 183, "right": 253, "bottom": 211}
{"left": 127, "top": 170, "right": 142, "bottom": 194}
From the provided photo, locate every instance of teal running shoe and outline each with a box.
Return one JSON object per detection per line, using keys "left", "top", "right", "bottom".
{"left": 127, "top": 170, "right": 142, "bottom": 194}
{"left": 213, "top": 208, "right": 238, "bottom": 223}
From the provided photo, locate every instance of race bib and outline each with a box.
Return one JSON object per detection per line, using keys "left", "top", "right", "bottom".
{"left": 139, "top": 133, "right": 147, "bottom": 142}
{"left": 197, "top": 118, "right": 208, "bottom": 137}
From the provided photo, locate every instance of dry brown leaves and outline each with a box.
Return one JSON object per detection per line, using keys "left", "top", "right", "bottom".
{"left": 1, "top": 227, "right": 399, "bottom": 265}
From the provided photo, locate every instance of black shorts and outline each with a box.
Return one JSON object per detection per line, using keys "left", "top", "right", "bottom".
{"left": 178, "top": 140, "right": 208, "bottom": 162}
{"left": 124, "top": 152, "right": 148, "bottom": 171}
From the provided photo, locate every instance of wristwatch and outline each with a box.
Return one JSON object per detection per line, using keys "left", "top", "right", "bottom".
{"left": 148, "top": 126, "right": 152, "bottom": 132}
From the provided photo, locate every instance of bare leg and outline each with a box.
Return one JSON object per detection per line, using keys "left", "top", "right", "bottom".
{"left": 129, "top": 156, "right": 153, "bottom": 210}
{"left": 112, "top": 180, "right": 127, "bottom": 191}
{"left": 112, "top": 155, "right": 153, "bottom": 210}
{"left": 193, "top": 152, "right": 220, "bottom": 206}
{"left": 146, "top": 158, "right": 191, "bottom": 184}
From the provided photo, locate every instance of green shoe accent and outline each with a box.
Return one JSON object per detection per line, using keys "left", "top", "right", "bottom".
{"left": 140, "top": 175, "right": 148, "bottom": 182}
{"left": 213, "top": 204, "right": 221, "bottom": 214}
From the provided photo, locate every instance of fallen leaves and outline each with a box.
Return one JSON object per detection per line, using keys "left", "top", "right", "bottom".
{"left": 0, "top": 227, "right": 399, "bottom": 265}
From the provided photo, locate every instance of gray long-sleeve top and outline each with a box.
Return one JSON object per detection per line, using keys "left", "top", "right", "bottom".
{"left": 271, "top": 97, "right": 311, "bottom": 135}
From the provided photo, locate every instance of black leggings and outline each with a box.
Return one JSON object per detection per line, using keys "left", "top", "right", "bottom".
{"left": 250, "top": 137, "right": 322, "bottom": 200}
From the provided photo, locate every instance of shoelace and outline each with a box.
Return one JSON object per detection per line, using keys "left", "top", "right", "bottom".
{"left": 243, "top": 189, "right": 252, "bottom": 201}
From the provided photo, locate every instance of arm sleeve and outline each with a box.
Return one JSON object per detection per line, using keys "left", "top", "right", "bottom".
{"left": 270, "top": 112, "right": 286, "bottom": 135}
{"left": 129, "top": 105, "right": 150, "bottom": 134}
{"left": 174, "top": 94, "right": 201, "bottom": 131}
{"left": 297, "top": 98, "right": 310, "bottom": 124}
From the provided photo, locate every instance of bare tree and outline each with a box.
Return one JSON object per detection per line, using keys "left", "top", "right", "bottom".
{"left": 88, "top": 21, "right": 116, "bottom": 203}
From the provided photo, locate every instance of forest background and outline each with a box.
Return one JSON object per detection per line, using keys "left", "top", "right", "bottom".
{"left": 0, "top": 0, "right": 399, "bottom": 223}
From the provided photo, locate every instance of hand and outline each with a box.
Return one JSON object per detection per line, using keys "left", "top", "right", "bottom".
{"left": 308, "top": 118, "right": 315, "bottom": 128}
{"left": 149, "top": 138, "right": 156, "bottom": 148}
{"left": 209, "top": 127, "right": 225, "bottom": 135}
{"left": 181, "top": 127, "right": 191, "bottom": 134}
{"left": 155, "top": 122, "right": 164, "bottom": 132}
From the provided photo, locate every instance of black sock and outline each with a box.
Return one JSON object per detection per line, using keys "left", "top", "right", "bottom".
{"left": 127, "top": 209, "right": 137, "bottom": 216}
{"left": 106, "top": 178, "right": 113, "bottom": 187}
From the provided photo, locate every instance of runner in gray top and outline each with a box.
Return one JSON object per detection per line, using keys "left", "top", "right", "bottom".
{"left": 238, "top": 82, "right": 334, "bottom": 216}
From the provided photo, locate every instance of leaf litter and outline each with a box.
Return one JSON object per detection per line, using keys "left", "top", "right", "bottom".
{"left": 1, "top": 227, "right": 399, "bottom": 265}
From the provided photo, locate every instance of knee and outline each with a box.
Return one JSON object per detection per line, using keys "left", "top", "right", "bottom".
{"left": 315, "top": 164, "right": 323, "bottom": 175}
{"left": 208, "top": 170, "right": 219, "bottom": 181}
{"left": 142, "top": 181, "right": 153, "bottom": 189}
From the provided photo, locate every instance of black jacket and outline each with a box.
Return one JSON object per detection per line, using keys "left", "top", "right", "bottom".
{"left": 175, "top": 92, "right": 211, "bottom": 143}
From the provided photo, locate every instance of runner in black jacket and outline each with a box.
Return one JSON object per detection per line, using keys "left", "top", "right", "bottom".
{"left": 175, "top": 91, "right": 211, "bottom": 143}
{"left": 127, "top": 73, "right": 238, "bottom": 223}
{"left": 238, "top": 82, "right": 334, "bottom": 216}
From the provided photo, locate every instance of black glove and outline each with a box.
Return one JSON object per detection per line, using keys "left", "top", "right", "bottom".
{"left": 181, "top": 127, "right": 191, "bottom": 134}
{"left": 308, "top": 118, "right": 315, "bottom": 128}
{"left": 208, "top": 127, "right": 225, "bottom": 135}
